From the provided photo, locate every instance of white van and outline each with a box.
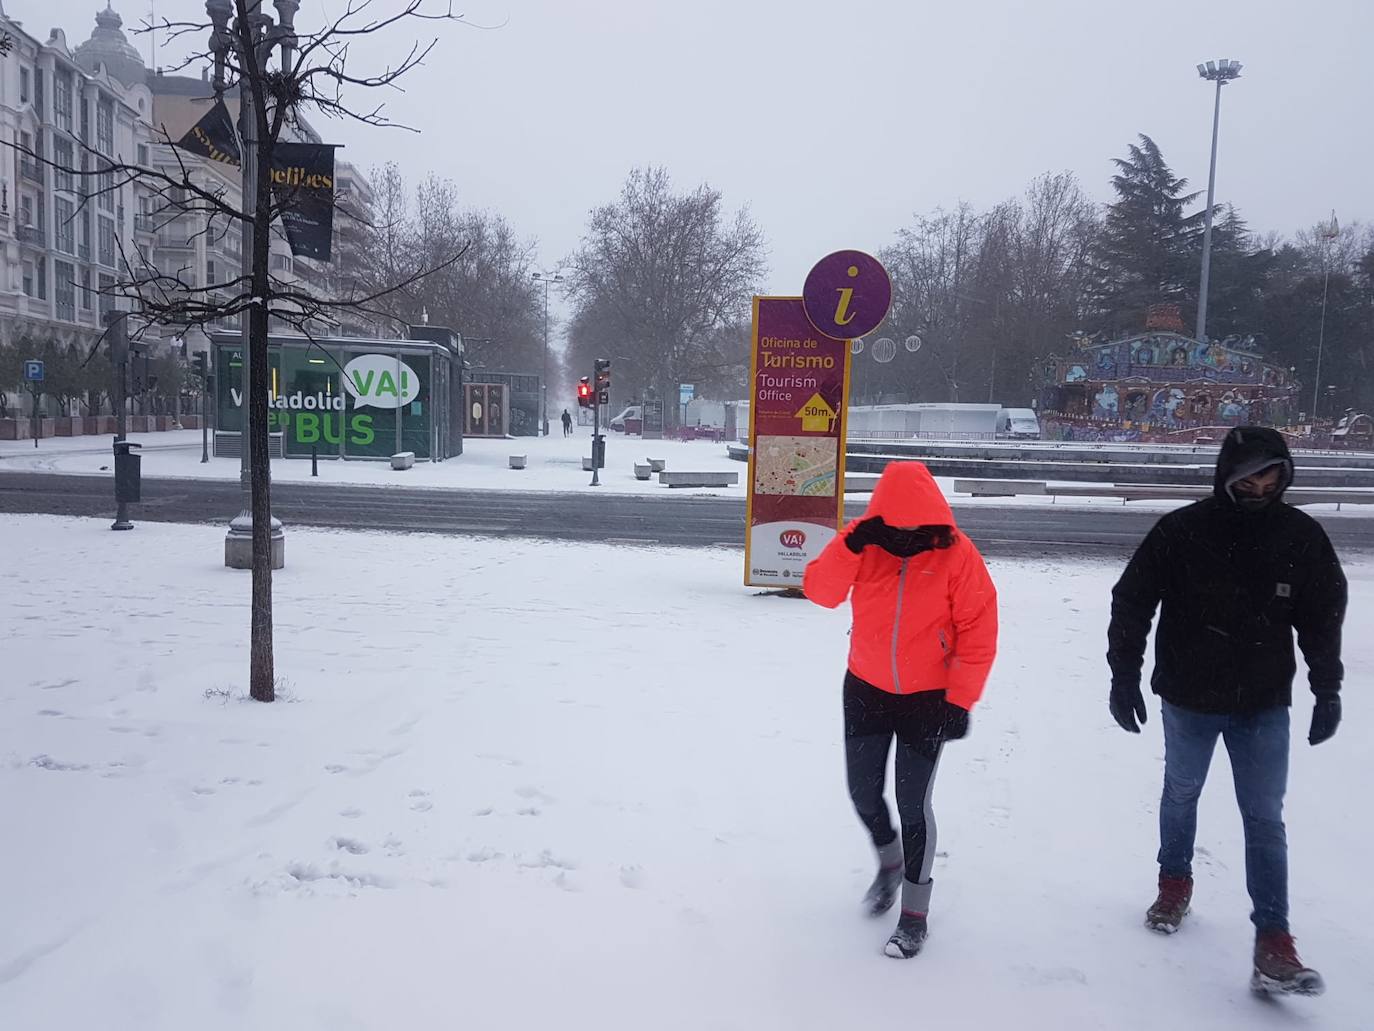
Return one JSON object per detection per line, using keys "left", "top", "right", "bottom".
{"left": 996, "top": 408, "right": 1041, "bottom": 440}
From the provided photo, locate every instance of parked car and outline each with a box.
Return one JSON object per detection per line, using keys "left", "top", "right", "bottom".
{"left": 996, "top": 407, "right": 1041, "bottom": 440}
{"left": 610, "top": 405, "right": 643, "bottom": 434}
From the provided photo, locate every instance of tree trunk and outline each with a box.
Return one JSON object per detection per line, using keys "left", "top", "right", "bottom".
{"left": 248, "top": 119, "right": 275, "bottom": 703}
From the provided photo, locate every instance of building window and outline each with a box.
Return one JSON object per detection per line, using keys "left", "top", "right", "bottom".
{"left": 54, "top": 138, "right": 74, "bottom": 191}
{"left": 137, "top": 144, "right": 149, "bottom": 167}
{"left": 97, "top": 97, "right": 114, "bottom": 155}
{"left": 97, "top": 167, "right": 116, "bottom": 212}
{"left": 99, "top": 217, "right": 116, "bottom": 267}
{"left": 34, "top": 69, "right": 45, "bottom": 119}
{"left": 80, "top": 207, "right": 92, "bottom": 258}
{"left": 98, "top": 273, "right": 116, "bottom": 317}
{"left": 37, "top": 191, "right": 45, "bottom": 233}
{"left": 37, "top": 256, "right": 48, "bottom": 300}
{"left": 54, "top": 71, "right": 73, "bottom": 132}
{"left": 206, "top": 259, "right": 217, "bottom": 286}
{"left": 22, "top": 263, "right": 34, "bottom": 297}
{"left": 56, "top": 261, "right": 76, "bottom": 321}
{"left": 20, "top": 67, "right": 31, "bottom": 104}
{"left": 18, "top": 194, "right": 34, "bottom": 229}
{"left": 56, "top": 198, "right": 75, "bottom": 253}
{"left": 271, "top": 253, "right": 292, "bottom": 273}
{"left": 80, "top": 91, "right": 90, "bottom": 141}
{"left": 80, "top": 267, "right": 93, "bottom": 310}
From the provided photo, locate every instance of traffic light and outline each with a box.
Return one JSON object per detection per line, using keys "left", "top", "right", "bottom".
{"left": 191, "top": 353, "right": 208, "bottom": 380}
{"left": 577, "top": 376, "right": 593, "bottom": 408}
{"left": 594, "top": 358, "right": 611, "bottom": 406}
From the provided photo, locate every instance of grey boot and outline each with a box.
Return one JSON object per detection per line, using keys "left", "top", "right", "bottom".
{"left": 862, "top": 839, "right": 904, "bottom": 917}
{"left": 884, "top": 879, "right": 932, "bottom": 959}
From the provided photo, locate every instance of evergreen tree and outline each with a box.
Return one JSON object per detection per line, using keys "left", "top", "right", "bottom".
{"left": 1097, "top": 135, "right": 1203, "bottom": 334}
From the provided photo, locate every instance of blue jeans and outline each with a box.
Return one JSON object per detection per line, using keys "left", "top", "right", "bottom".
{"left": 1158, "top": 700, "right": 1290, "bottom": 931}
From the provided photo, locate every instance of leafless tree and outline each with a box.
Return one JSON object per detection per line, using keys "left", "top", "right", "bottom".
{"left": 563, "top": 167, "right": 767, "bottom": 416}
{"left": 4, "top": 0, "right": 470, "bottom": 702}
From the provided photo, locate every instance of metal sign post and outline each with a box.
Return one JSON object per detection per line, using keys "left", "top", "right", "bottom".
{"left": 23, "top": 360, "right": 44, "bottom": 448}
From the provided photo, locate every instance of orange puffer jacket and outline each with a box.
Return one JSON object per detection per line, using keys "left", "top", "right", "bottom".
{"left": 803, "top": 462, "right": 998, "bottom": 710}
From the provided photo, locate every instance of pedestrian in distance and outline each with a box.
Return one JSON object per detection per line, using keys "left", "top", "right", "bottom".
{"left": 561, "top": 409, "right": 573, "bottom": 437}
{"left": 1108, "top": 426, "right": 1347, "bottom": 997}
{"left": 804, "top": 461, "right": 998, "bottom": 959}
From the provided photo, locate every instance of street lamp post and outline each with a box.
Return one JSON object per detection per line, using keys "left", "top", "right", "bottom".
{"left": 532, "top": 271, "right": 563, "bottom": 436}
{"left": 1312, "top": 211, "right": 1340, "bottom": 423}
{"left": 207, "top": 0, "right": 296, "bottom": 568}
{"left": 1195, "top": 58, "right": 1243, "bottom": 345}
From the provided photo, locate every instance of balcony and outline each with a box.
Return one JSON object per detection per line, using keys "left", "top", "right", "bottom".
{"left": 78, "top": 244, "right": 92, "bottom": 261}
{"left": 20, "top": 159, "right": 43, "bottom": 184}
{"left": 16, "top": 225, "right": 42, "bottom": 245}
{"left": 134, "top": 213, "right": 157, "bottom": 235}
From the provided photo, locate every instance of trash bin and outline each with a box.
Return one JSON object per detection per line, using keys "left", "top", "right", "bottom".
{"left": 591, "top": 437, "right": 606, "bottom": 469}
{"left": 114, "top": 440, "right": 142, "bottom": 503}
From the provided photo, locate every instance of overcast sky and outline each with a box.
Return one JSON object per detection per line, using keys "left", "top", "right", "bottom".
{"left": 19, "top": 0, "right": 1374, "bottom": 308}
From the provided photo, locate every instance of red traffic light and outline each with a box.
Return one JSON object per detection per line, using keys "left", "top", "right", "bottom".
{"left": 577, "top": 377, "right": 593, "bottom": 407}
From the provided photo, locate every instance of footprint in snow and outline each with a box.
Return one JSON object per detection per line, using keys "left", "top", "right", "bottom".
{"left": 339, "top": 807, "right": 364, "bottom": 819}
{"left": 330, "top": 836, "right": 370, "bottom": 855}
{"left": 619, "top": 865, "right": 646, "bottom": 889}
{"left": 409, "top": 790, "right": 433, "bottom": 813}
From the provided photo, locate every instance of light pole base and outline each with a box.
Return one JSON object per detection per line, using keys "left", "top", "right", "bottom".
{"left": 225, "top": 511, "right": 286, "bottom": 570}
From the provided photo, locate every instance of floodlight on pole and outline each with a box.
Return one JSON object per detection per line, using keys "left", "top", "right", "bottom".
{"left": 532, "top": 271, "right": 564, "bottom": 435}
{"left": 1313, "top": 210, "right": 1340, "bottom": 423}
{"left": 1194, "top": 57, "right": 1243, "bottom": 346}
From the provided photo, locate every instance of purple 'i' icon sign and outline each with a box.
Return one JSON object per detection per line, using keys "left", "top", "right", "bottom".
{"left": 802, "top": 250, "right": 892, "bottom": 341}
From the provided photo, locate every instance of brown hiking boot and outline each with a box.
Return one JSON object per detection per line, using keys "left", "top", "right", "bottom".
{"left": 1252, "top": 930, "right": 1325, "bottom": 996}
{"left": 1145, "top": 873, "right": 1193, "bottom": 934}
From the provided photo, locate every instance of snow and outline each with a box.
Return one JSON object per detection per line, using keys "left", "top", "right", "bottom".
{"left": 4, "top": 431, "right": 1371, "bottom": 517}
{"left": 0, "top": 429, "right": 746, "bottom": 497}
{"left": 2, "top": 514, "right": 1371, "bottom": 1029}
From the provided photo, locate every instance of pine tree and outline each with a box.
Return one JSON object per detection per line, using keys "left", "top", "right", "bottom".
{"left": 1097, "top": 135, "right": 1203, "bottom": 334}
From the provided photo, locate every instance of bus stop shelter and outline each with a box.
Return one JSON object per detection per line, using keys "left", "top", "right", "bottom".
{"left": 210, "top": 326, "right": 465, "bottom": 461}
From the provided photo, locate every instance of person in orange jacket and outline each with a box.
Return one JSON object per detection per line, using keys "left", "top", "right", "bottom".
{"left": 804, "top": 461, "right": 998, "bottom": 958}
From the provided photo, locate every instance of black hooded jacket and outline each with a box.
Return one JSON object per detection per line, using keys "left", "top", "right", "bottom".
{"left": 1108, "top": 426, "right": 1347, "bottom": 715}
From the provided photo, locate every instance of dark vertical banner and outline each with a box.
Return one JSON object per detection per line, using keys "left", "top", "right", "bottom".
{"left": 271, "top": 143, "right": 339, "bottom": 262}
{"left": 172, "top": 99, "right": 241, "bottom": 167}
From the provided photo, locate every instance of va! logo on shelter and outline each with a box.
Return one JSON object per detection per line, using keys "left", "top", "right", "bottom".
{"left": 344, "top": 355, "right": 419, "bottom": 409}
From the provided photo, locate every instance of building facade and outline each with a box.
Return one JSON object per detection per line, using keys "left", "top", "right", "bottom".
{"left": 1, "top": 2, "right": 158, "bottom": 414}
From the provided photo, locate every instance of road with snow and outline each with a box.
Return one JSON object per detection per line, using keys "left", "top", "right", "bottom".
{"left": 4, "top": 470, "right": 1374, "bottom": 555}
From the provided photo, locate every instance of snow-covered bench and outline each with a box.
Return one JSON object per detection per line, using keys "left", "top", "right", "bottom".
{"left": 659, "top": 471, "right": 738, "bottom": 489}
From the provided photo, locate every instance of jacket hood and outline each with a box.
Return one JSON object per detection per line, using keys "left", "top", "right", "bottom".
{"left": 863, "top": 461, "right": 956, "bottom": 527}
{"left": 1214, "top": 425, "right": 1294, "bottom": 504}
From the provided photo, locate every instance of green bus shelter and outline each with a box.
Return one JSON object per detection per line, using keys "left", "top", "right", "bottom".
{"left": 211, "top": 327, "right": 464, "bottom": 461}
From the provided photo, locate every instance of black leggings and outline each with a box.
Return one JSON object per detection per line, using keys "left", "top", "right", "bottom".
{"left": 844, "top": 672, "right": 944, "bottom": 884}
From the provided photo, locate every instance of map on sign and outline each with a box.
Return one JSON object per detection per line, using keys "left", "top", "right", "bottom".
{"left": 753, "top": 435, "right": 838, "bottom": 497}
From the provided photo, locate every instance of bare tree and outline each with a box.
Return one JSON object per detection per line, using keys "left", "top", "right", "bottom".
{"left": 5, "top": 0, "right": 468, "bottom": 702}
{"left": 564, "top": 167, "right": 767, "bottom": 415}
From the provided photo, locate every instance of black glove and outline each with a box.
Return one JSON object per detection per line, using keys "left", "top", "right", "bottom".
{"left": 1110, "top": 681, "right": 1148, "bottom": 733}
{"left": 845, "top": 516, "right": 887, "bottom": 555}
{"left": 940, "top": 701, "right": 969, "bottom": 741}
{"left": 1309, "top": 694, "right": 1341, "bottom": 746}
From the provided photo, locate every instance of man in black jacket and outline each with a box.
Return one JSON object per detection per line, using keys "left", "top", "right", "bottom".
{"left": 1108, "top": 426, "right": 1347, "bottom": 997}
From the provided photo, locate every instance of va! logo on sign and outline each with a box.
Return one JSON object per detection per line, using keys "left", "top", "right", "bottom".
{"left": 779, "top": 529, "right": 807, "bottom": 549}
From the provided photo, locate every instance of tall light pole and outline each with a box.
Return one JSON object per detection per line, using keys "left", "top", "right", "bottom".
{"left": 532, "top": 270, "right": 563, "bottom": 436}
{"left": 208, "top": 0, "right": 295, "bottom": 568}
{"left": 1313, "top": 211, "right": 1340, "bottom": 423}
{"left": 1195, "top": 58, "right": 1243, "bottom": 345}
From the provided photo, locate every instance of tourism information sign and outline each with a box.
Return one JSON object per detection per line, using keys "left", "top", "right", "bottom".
{"left": 745, "top": 251, "right": 891, "bottom": 588}
{"left": 744, "top": 297, "right": 850, "bottom": 587}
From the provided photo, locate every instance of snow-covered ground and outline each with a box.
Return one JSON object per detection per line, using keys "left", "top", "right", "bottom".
{"left": 0, "top": 429, "right": 747, "bottom": 497}
{"left": 9, "top": 431, "right": 1370, "bottom": 519}
{"left": 2, "top": 515, "right": 1370, "bottom": 1029}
